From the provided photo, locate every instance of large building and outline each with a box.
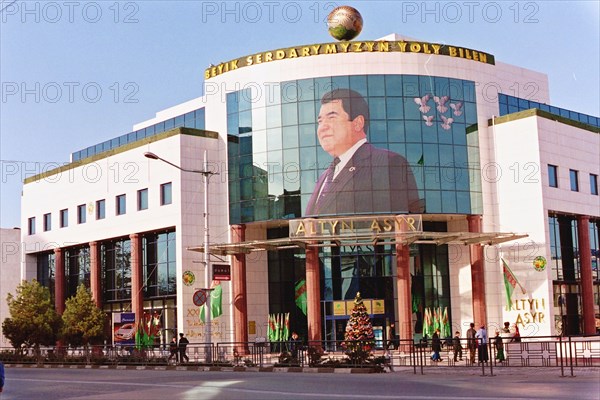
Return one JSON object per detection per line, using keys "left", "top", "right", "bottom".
{"left": 14, "top": 32, "right": 599, "bottom": 348}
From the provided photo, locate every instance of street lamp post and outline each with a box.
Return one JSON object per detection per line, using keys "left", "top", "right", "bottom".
{"left": 144, "top": 151, "right": 217, "bottom": 361}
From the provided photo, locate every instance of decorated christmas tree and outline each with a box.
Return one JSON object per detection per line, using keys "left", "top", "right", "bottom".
{"left": 343, "top": 292, "right": 375, "bottom": 364}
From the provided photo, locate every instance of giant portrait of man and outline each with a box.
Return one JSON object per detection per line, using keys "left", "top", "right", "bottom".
{"left": 305, "top": 88, "right": 422, "bottom": 217}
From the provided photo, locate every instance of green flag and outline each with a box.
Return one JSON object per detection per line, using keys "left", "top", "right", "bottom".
{"left": 295, "top": 279, "right": 307, "bottom": 315}
{"left": 502, "top": 258, "right": 525, "bottom": 310}
{"left": 282, "top": 312, "right": 290, "bottom": 341}
{"left": 267, "top": 314, "right": 275, "bottom": 342}
{"left": 417, "top": 154, "right": 424, "bottom": 166}
{"left": 200, "top": 284, "right": 223, "bottom": 322}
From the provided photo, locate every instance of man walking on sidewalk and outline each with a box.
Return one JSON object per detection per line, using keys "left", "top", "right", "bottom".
{"left": 178, "top": 333, "right": 190, "bottom": 364}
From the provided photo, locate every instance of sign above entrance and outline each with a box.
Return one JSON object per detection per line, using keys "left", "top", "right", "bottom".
{"left": 289, "top": 215, "right": 423, "bottom": 239}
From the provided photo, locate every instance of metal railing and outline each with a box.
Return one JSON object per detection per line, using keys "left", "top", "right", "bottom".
{"left": 0, "top": 335, "right": 598, "bottom": 376}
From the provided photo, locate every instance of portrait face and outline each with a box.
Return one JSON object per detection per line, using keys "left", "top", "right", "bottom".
{"left": 317, "top": 100, "right": 364, "bottom": 157}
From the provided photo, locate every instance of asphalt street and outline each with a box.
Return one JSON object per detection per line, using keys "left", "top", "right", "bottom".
{"left": 0, "top": 367, "right": 598, "bottom": 400}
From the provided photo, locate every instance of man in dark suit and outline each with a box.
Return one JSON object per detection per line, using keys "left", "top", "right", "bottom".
{"left": 305, "top": 88, "right": 421, "bottom": 216}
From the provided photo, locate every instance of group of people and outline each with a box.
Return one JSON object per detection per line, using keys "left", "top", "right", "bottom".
{"left": 431, "top": 321, "right": 521, "bottom": 364}
{"left": 168, "top": 332, "right": 190, "bottom": 364}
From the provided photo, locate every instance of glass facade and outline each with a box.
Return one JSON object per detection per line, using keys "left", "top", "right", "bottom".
{"left": 102, "top": 238, "right": 132, "bottom": 302}
{"left": 65, "top": 246, "right": 90, "bottom": 297}
{"left": 37, "top": 252, "right": 55, "bottom": 303}
{"left": 549, "top": 214, "right": 600, "bottom": 335}
{"left": 228, "top": 75, "right": 481, "bottom": 224}
{"left": 142, "top": 230, "right": 177, "bottom": 298}
{"left": 499, "top": 94, "right": 600, "bottom": 128}
{"left": 72, "top": 107, "right": 206, "bottom": 161}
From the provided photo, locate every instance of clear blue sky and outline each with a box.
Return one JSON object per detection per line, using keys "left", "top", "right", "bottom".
{"left": 1, "top": 1, "right": 599, "bottom": 228}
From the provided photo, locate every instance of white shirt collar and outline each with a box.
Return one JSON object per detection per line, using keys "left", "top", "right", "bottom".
{"left": 333, "top": 138, "right": 367, "bottom": 179}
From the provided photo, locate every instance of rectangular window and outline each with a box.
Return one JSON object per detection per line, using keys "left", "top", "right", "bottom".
{"left": 116, "top": 194, "right": 126, "bottom": 215}
{"left": 548, "top": 164, "right": 558, "bottom": 188}
{"left": 160, "top": 182, "right": 172, "bottom": 205}
{"left": 28, "top": 217, "right": 36, "bottom": 235}
{"left": 60, "top": 209, "right": 69, "bottom": 228}
{"left": 590, "top": 174, "right": 598, "bottom": 195}
{"left": 138, "top": 188, "right": 148, "bottom": 211}
{"left": 569, "top": 169, "right": 579, "bottom": 192}
{"left": 96, "top": 199, "right": 106, "bottom": 220}
{"left": 43, "top": 213, "right": 51, "bottom": 231}
{"left": 77, "top": 204, "right": 86, "bottom": 224}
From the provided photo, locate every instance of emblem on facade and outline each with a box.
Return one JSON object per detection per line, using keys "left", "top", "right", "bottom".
{"left": 533, "top": 256, "right": 547, "bottom": 271}
{"left": 183, "top": 271, "right": 195, "bottom": 286}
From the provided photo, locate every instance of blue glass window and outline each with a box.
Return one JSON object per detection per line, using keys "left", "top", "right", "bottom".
{"left": 77, "top": 204, "right": 86, "bottom": 224}
{"left": 138, "top": 188, "right": 148, "bottom": 210}
{"left": 161, "top": 182, "right": 172, "bottom": 205}
{"left": 590, "top": 174, "right": 598, "bottom": 195}
{"left": 569, "top": 169, "right": 579, "bottom": 192}
{"left": 96, "top": 199, "right": 106, "bottom": 220}
{"left": 43, "top": 213, "right": 51, "bottom": 231}
{"left": 60, "top": 209, "right": 68, "bottom": 228}
{"left": 548, "top": 165, "right": 558, "bottom": 188}
{"left": 28, "top": 217, "right": 36, "bottom": 235}
{"left": 116, "top": 194, "right": 126, "bottom": 215}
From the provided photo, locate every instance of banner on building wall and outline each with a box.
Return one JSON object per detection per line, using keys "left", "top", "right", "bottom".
{"left": 113, "top": 312, "right": 135, "bottom": 346}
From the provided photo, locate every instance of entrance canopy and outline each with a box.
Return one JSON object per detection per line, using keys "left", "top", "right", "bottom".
{"left": 188, "top": 215, "right": 527, "bottom": 256}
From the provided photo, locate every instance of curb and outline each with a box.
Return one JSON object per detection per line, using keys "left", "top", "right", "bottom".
{"left": 3, "top": 363, "right": 378, "bottom": 373}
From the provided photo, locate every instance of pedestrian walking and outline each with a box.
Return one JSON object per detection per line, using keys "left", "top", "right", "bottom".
{"left": 452, "top": 331, "right": 463, "bottom": 362}
{"left": 178, "top": 333, "right": 190, "bottom": 363}
{"left": 494, "top": 331, "right": 505, "bottom": 362}
{"left": 476, "top": 325, "right": 489, "bottom": 363}
{"left": 431, "top": 329, "right": 442, "bottom": 362}
{"left": 168, "top": 336, "right": 179, "bottom": 364}
{"left": 466, "top": 323, "right": 477, "bottom": 363}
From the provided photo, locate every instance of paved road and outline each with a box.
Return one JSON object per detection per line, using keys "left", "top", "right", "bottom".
{"left": 1, "top": 367, "right": 598, "bottom": 400}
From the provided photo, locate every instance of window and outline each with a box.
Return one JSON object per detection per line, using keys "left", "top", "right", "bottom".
{"left": 65, "top": 246, "right": 90, "bottom": 297}
{"left": 43, "top": 213, "right": 51, "bottom": 231}
{"left": 143, "top": 231, "right": 177, "bottom": 297}
{"left": 590, "top": 174, "right": 598, "bottom": 195}
{"left": 60, "top": 209, "right": 69, "bottom": 228}
{"left": 77, "top": 204, "right": 86, "bottom": 224}
{"left": 116, "top": 194, "right": 126, "bottom": 215}
{"left": 548, "top": 165, "right": 558, "bottom": 188}
{"left": 28, "top": 217, "right": 36, "bottom": 235}
{"left": 569, "top": 169, "right": 579, "bottom": 192}
{"left": 160, "top": 182, "right": 172, "bottom": 205}
{"left": 102, "top": 238, "right": 132, "bottom": 302}
{"left": 138, "top": 188, "right": 148, "bottom": 211}
{"left": 96, "top": 199, "right": 106, "bottom": 220}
